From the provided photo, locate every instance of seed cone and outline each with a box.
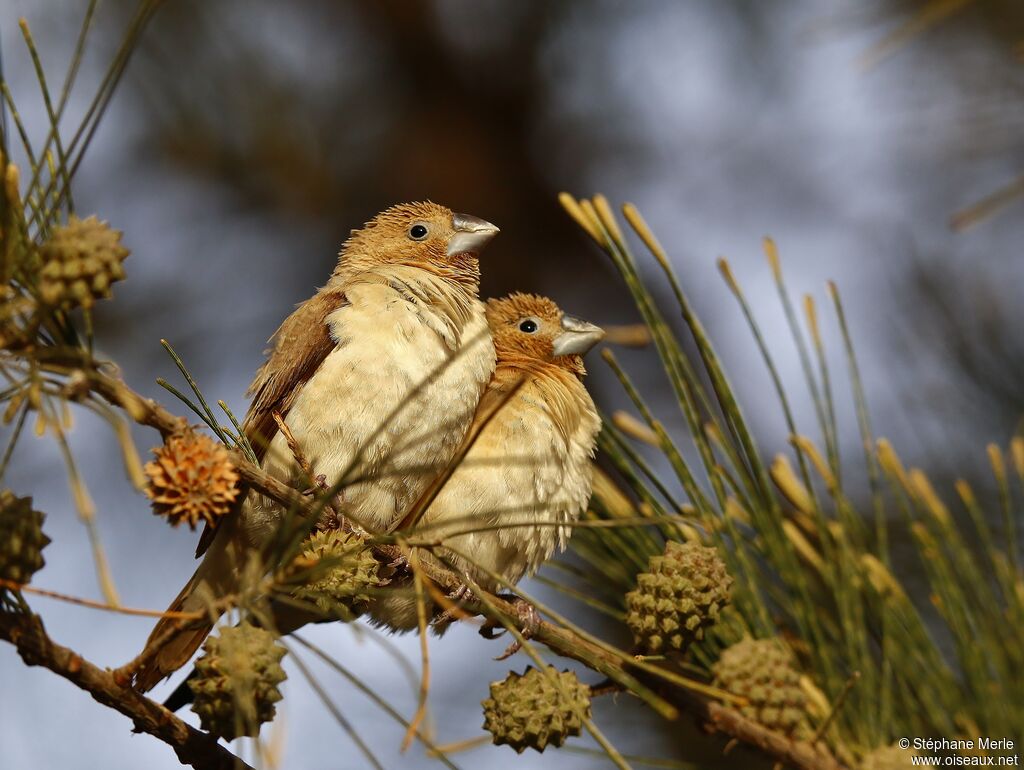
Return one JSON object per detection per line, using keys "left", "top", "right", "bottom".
{"left": 0, "top": 490, "right": 50, "bottom": 586}
{"left": 189, "top": 624, "right": 287, "bottom": 740}
{"left": 625, "top": 540, "right": 732, "bottom": 654}
{"left": 712, "top": 637, "right": 812, "bottom": 739}
{"left": 860, "top": 744, "right": 919, "bottom": 770}
{"left": 482, "top": 666, "right": 591, "bottom": 753}
{"left": 145, "top": 428, "right": 240, "bottom": 529}
{"left": 38, "top": 216, "right": 129, "bottom": 309}
{"left": 289, "top": 529, "right": 379, "bottom": 618}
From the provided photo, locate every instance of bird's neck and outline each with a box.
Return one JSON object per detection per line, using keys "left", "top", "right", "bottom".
{"left": 347, "top": 263, "right": 482, "bottom": 347}
{"left": 335, "top": 253, "right": 479, "bottom": 298}
{"left": 437, "top": 251, "right": 481, "bottom": 294}
{"left": 493, "top": 361, "right": 593, "bottom": 443}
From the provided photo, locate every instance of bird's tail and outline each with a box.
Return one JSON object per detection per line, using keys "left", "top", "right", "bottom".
{"left": 133, "top": 526, "right": 245, "bottom": 692}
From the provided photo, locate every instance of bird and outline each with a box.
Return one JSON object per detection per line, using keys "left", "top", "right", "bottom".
{"left": 133, "top": 201, "right": 499, "bottom": 691}
{"left": 159, "top": 292, "right": 602, "bottom": 713}
{"left": 366, "top": 292, "right": 603, "bottom": 631}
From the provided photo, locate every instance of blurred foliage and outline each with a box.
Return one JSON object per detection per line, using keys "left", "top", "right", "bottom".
{"left": 115, "top": 0, "right": 627, "bottom": 305}
{"left": 896, "top": 257, "right": 1024, "bottom": 443}
{"left": 562, "top": 193, "right": 1023, "bottom": 765}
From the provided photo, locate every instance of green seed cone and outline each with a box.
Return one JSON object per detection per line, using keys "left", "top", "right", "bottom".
{"left": 713, "top": 638, "right": 812, "bottom": 740}
{"left": 0, "top": 490, "right": 50, "bottom": 586}
{"left": 189, "top": 624, "right": 287, "bottom": 740}
{"left": 860, "top": 743, "right": 919, "bottom": 770}
{"left": 482, "top": 666, "right": 591, "bottom": 754}
{"left": 624, "top": 540, "right": 732, "bottom": 654}
{"left": 38, "top": 215, "right": 129, "bottom": 309}
{"left": 290, "top": 529, "right": 379, "bottom": 618}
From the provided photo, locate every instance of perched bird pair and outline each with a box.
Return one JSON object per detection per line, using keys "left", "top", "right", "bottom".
{"left": 133, "top": 201, "right": 603, "bottom": 692}
{"left": 368, "top": 292, "right": 603, "bottom": 631}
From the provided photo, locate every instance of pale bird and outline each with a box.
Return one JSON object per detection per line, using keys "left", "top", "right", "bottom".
{"left": 134, "top": 201, "right": 499, "bottom": 691}
{"left": 368, "top": 292, "right": 603, "bottom": 631}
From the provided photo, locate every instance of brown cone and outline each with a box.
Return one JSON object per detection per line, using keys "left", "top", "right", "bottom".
{"left": 145, "top": 428, "right": 240, "bottom": 529}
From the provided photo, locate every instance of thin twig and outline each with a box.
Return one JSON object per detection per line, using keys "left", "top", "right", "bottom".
{"left": 282, "top": 641, "right": 385, "bottom": 770}
{"left": 402, "top": 550, "right": 432, "bottom": 753}
{"left": 811, "top": 671, "right": 861, "bottom": 746}
{"left": 271, "top": 411, "right": 313, "bottom": 480}
{"left": 0, "top": 579, "right": 203, "bottom": 619}
{"left": 291, "top": 633, "right": 460, "bottom": 769}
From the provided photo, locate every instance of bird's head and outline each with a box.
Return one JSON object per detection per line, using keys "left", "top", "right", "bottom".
{"left": 486, "top": 292, "right": 604, "bottom": 378}
{"left": 338, "top": 201, "right": 499, "bottom": 290}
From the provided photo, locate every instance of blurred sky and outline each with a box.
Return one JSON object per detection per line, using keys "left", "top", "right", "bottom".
{"left": 2, "top": 1, "right": 1023, "bottom": 769}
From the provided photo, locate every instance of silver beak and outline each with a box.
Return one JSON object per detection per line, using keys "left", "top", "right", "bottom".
{"left": 447, "top": 213, "right": 500, "bottom": 256}
{"left": 552, "top": 314, "right": 605, "bottom": 357}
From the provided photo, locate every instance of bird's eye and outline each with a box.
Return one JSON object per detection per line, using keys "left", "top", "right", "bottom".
{"left": 519, "top": 319, "right": 538, "bottom": 334}
{"left": 409, "top": 224, "right": 429, "bottom": 240}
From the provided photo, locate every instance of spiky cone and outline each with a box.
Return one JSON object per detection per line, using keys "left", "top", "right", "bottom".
{"left": 712, "top": 637, "right": 813, "bottom": 740}
{"left": 860, "top": 743, "right": 919, "bottom": 770}
{"left": 38, "top": 215, "right": 129, "bottom": 310}
{"left": 624, "top": 540, "right": 732, "bottom": 654}
{"left": 482, "top": 666, "right": 591, "bottom": 753}
{"left": 288, "top": 529, "right": 379, "bottom": 619}
{"left": 0, "top": 490, "right": 50, "bottom": 586}
{"left": 145, "top": 428, "right": 240, "bottom": 529}
{"left": 189, "top": 624, "right": 287, "bottom": 740}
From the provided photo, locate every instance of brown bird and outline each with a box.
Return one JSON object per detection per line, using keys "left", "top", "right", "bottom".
{"left": 134, "top": 202, "right": 499, "bottom": 691}
{"left": 368, "top": 292, "right": 603, "bottom": 631}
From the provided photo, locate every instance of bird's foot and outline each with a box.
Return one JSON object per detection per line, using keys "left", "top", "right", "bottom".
{"left": 448, "top": 583, "right": 474, "bottom": 603}
{"left": 431, "top": 583, "right": 477, "bottom": 627}
{"left": 386, "top": 553, "right": 410, "bottom": 575}
{"left": 314, "top": 509, "right": 343, "bottom": 532}
{"left": 370, "top": 551, "right": 410, "bottom": 588}
{"left": 480, "top": 595, "right": 541, "bottom": 660}
{"left": 302, "top": 473, "right": 329, "bottom": 496}
{"left": 302, "top": 476, "right": 354, "bottom": 532}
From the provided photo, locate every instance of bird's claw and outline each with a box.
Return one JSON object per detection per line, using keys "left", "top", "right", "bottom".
{"left": 480, "top": 596, "right": 540, "bottom": 659}
{"left": 302, "top": 474, "right": 329, "bottom": 496}
{"left": 387, "top": 553, "right": 409, "bottom": 573}
{"left": 377, "top": 553, "right": 410, "bottom": 586}
{"left": 448, "top": 583, "right": 474, "bottom": 603}
{"left": 431, "top": 583, "right": 477, "bottom": 627}
{"left": 301, "top": 475, "right": 352, "bottom": 532}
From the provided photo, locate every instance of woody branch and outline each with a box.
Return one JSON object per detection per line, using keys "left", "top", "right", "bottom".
{"left": 0, "top": 611, "right": 253, "bottom": 770}
{"left": 30, "top": 353, "right": 845, "bottom": 770}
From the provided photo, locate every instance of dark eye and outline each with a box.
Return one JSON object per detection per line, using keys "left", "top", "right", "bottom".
{"left": 519, "top": 319, "right": 538, "bottom": 333}
{"left": 409, "top": 224, "right": 428, "bottom": 240}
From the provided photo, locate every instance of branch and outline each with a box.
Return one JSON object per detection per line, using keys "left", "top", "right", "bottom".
{"left": 462, "top": 595, "right": 845, "bottom": 770}
{"left": 0, "top": 610, "right": 253, "bottom": 770}
{"left": 48, "top": 358, "right": 845, "bottom": 770}
{"left": 673, "top": 690, "right": 844, "bottom": 770}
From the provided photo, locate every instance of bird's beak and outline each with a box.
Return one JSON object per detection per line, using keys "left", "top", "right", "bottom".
{"left": 552, "top": 315, "right": 605, "bottom": 357}
{"left": 447, "top": 213, "right": 500, "bottom": 256}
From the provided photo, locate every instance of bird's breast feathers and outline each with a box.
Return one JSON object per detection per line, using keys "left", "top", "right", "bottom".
{"left": 253, "top": 272, "right": 494, "bottom": 535}
{"left": 418, "top": 375, "right": 600, "bottom": 584}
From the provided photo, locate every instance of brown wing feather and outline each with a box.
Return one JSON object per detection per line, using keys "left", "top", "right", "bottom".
{"left": 194, "top": 287, "right": 347, "bottom": 557}
{"left": 243, "top": 287, "right": 348, "bottom": 458}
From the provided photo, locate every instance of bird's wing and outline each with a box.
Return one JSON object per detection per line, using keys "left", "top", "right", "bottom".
{"left": 242, "top": 287, "right": 348, "bottom": 458}
{"left": 193, "top": 287, "right": 347, "bottom": 558}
